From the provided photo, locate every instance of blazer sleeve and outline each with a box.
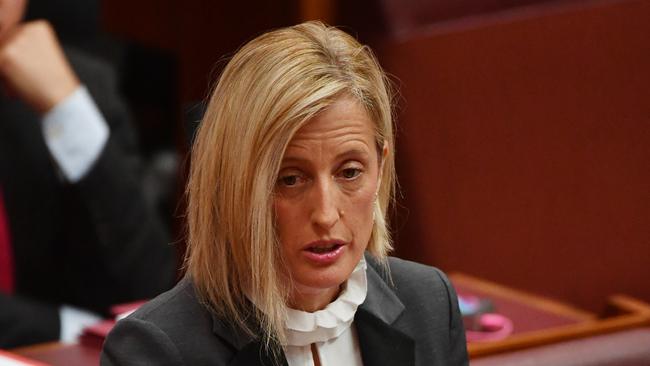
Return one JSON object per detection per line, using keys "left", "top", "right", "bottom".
{"left": 0, "top": 294, "right": 59, "bottom": 348}
{"left": 66, "top": 48, "right": 177, "bottom": 300}
{"left": 101, "top": 317, "right": 184, "bottom": 366}
{"left": 434, "top": 268, "right": 469, "bottom": 365}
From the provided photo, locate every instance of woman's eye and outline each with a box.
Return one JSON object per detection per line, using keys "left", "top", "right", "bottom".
{"left": 279, "top": 175, "right": 300, "bottom": 186}
{"left": 341, "top": 168, "right": 362, "bottom": 180}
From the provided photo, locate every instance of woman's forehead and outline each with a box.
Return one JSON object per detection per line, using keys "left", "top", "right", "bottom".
{"left": 291, "top": 97, "right": 374, "bottom": 141}
{"left": 282, "top": 99, "right": 374, "bottom": 160}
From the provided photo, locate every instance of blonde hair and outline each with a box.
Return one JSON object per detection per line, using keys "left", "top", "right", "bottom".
{"left": 185, "top": 21, "right": 396, "bottom": 349}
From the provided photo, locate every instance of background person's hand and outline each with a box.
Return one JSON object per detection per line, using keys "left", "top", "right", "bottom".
{"left": 0, "top": 20, "right": 79, "bottom": 113}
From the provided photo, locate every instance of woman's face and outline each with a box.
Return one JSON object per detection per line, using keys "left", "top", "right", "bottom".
{"left": 274, "top": 96, "right": 385, "bottom": 311}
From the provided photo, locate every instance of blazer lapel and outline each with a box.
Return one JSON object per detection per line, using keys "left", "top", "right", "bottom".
{"left": 210, "top": 255, "right": 416, "bottom": 366}
{"left": 356, "top": 259, "right": 416, "bottom": 366}
{"left": 210, "top": 310, "right": 288, "bottom": 366}
{"left": 227, "top": 342, "right": 288, "bottom": 366}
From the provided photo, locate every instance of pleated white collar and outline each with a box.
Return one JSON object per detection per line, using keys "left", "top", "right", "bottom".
{"left": 283, "top": 257, "right": 368, "bottom": 347}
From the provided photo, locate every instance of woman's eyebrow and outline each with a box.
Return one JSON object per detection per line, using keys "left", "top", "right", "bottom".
{"left": 281, "top": 148, "right": 370, "bottom": 164}
{"left": 336, "top": 148, "right": 370, "bottom": 162}
{"left": 279, "top": 156, "right": 309, "bottom": 166}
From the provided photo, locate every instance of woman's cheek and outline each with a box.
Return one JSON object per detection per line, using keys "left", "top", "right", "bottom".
{"left": 348, "top": 186, "right": 376, "bottom": 228}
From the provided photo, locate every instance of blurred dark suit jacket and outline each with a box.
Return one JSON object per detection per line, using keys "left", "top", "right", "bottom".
{"left": 100, "top": 255, "right": 469, "bottom": 366}
{"left": 0, "top": 46, "right": 176, "bottom": 348}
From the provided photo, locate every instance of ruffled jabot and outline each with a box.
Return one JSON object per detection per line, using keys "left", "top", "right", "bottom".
{"left": 283, "top": 258, "right": 368, "bottom": 347}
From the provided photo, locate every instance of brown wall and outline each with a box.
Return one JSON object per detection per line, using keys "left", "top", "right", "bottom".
{"left": 102, "top": 0, "right": 299, "bottom": 103}
{"left": 382, "top": 0, "right": 649, "bottom": 312}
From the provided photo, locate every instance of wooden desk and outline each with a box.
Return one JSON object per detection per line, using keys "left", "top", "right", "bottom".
{"left": 451, "top": 273, "right": 650, "bottom": 358}
{"left": 12, "top": 342, "right": 100, "bottom": 366}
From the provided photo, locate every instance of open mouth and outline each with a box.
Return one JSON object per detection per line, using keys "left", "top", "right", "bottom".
{"left": 307, "top": 243, "right": 343, "bottom": 254}
{"left": 302, "top": 240, "right": 346, "bottom": 263}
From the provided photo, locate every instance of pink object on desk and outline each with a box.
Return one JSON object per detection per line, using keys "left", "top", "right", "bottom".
{"left": 465, "top": 313, "right": 514, "bottom": 342}
{"left": 454, "top": 283, "right": 584, "bottom": 335}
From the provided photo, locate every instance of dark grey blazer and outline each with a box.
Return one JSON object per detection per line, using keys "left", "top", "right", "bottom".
{"left": 101, "top": 255, "right": 468, "bottom": 365}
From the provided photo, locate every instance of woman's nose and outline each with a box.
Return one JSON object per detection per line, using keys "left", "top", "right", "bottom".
{"left": 310, "top": 178, "right": 340, "bottom": 230}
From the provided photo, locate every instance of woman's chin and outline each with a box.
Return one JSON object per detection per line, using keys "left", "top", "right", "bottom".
{"left": 285, "top": 244, "right": 365, "bottom": 309}
{"left": 288, "top": 278, "right": 344, "bottom": 311}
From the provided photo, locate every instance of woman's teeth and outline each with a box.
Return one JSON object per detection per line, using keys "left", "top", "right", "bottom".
{"left": 308, "top": 245, "right": 340, "bottom": 254}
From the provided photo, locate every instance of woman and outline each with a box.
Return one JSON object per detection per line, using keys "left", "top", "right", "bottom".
{"left": 101, "top": 21, "right": 468, "bottom": 366}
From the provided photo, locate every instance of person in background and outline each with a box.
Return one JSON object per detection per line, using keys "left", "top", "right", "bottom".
{"left": 0, "top": 0, "right": 176, "bottom": 348}
{"left": 101, "top": 21, "right": 467, "bottom": 365}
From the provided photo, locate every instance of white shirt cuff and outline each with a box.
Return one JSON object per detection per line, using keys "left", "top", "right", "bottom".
{"left": 42, "top": 86, "right": 110, "bottom": 183}
{"left": 59, "top": 305, "right": 103, "bottom": 344}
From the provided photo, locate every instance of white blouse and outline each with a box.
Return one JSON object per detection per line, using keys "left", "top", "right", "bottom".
{"left": 282, "top": 258, "right": 368, "bottom": 366}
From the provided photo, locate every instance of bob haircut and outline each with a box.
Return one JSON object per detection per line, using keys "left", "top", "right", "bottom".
{"left": 185, "top": 21, "right": 396, "bottom": 346}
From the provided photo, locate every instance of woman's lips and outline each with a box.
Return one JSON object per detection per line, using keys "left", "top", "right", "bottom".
{"left": 302, "top": 240, "right": 347, "bottom": 264}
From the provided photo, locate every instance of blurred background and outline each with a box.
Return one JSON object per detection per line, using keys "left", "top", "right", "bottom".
{"left": 96, "top": 0, "right": 648, "bottom": 312}
{"left": 13, "top": 0, "right": 648, "bottom": 362}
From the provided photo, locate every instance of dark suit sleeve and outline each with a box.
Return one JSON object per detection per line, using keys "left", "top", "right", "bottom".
{"left": 74, "top": 134, "right": 175, "bottom": 300}
{"left": 434, "top": 268, "right": 469, "bottom": 365}
{"left": 101, "top": 318, "right": 184, "bottom": 366}
{"left": 0, "top": 294, "right": 59, "bottom": 348}
{"left": 68, "top": 49, "right": 176, "bottom": 301}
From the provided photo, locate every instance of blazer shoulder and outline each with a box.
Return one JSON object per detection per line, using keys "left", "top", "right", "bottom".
{"left": 102, "top": 278, "right": 235, "bottom": 365}
{"left": 376, "top": 257, "right": 469, "bottom": 365}
{"left": 367, "top": 255, "right": 450, "bottom": 292}
{"left": 126, "top": 278, "right": 198, "bottom": 321}
{"left": 387, "top": 256, "right": 446, "bottom": 281}
{"left": 101, "top": 315, "right": 185, "bottom": 366}
{"left": 122, "top": 278, "right": 218, "bottom": 342}
{"left": 365, "top": 255, "right": 455, "bottom": 315}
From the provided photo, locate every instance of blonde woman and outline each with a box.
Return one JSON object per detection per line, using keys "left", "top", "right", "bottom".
{"left": 101, "top": 21, "right": 468, "bottom": 366}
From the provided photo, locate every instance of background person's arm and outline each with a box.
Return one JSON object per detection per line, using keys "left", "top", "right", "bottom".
{"left": 0, "top": 21, "right": 78, "bottom": 114}
{"left": 0, "top": 21, "right": 176, "bottom": 347}
{"left": 0, "top": 293, "right": 60, "bottom": 348}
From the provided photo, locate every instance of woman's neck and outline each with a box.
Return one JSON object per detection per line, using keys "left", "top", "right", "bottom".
{"left": 289, "top": 285, "right": 341, "bottom": 312}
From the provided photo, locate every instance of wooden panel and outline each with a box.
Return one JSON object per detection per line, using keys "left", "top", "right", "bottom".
{"left": 299, "top": 0, "right": 338, "bottom": 23}
{"left": 101, "top": 0, "right": 299, "bottom": 102}
{"left": 101, "top": 0, "right": 178, "bottom": 50}
{"left": 381, "top": 0, "right": 650, "bottom": 312}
